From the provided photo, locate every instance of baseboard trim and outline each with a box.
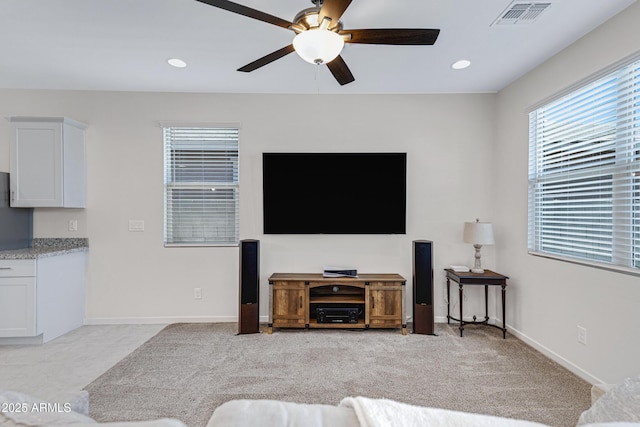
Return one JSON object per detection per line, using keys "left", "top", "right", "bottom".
{"left": 89, "top": 315, "right": 483, "bottom": 326}
{"left": 84, "top": 315, "right": 271, "bottom": 325}
{"left": 502, "top": 323, "right": 604, "bottom": 385}
{"left": 0, "top": 335, "right": 43, "bottom": 345}
{"left": 433, "top": 317, "right": 602, "bottom": 385}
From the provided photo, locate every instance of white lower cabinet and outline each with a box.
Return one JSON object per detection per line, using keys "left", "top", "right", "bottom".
{"left": 0, "top": 267, "right": 36, "bottom": 337}
{"left": 0, "top": 252, "right": 85, "bottom": 343}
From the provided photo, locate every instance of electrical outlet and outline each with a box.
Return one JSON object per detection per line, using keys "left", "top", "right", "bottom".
{"left": 194, "top": 288, "right": 202, "bottom": 300}
{"left": 577, "top": 325, "right": 587, "bottom": 345}
{"left": 68, "top": 219, "right": 78, "bottom": 231}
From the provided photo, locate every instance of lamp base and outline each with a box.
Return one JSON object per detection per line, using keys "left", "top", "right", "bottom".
{"left": 471, "top": 244, "right": 485, "bottom": 274}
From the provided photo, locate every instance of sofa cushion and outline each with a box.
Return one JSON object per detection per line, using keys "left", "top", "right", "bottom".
{"left": 578, "top": 375, "right": 640, "bottom": 425}
{"left": 206, "top": 399, "right": 359, "bottom": 427}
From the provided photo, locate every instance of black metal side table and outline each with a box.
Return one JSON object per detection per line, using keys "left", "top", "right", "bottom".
{"left": 444, "top": 268, "right": 509, "bottom": 338}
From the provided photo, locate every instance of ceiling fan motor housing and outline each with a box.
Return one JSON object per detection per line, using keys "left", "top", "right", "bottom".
{"left": 293, "top": 7, "right": 343, "bottom": 32}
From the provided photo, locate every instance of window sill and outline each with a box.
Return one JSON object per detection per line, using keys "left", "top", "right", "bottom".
{"left": 528, "top": 251, "right": 640, "bottom": 277}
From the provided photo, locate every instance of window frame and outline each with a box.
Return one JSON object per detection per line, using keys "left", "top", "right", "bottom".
{"left": 527, "top": 52, "right": 640, "bottom": 276}
{"left": 161, "top": 123, "right": 240, "bottom": 247}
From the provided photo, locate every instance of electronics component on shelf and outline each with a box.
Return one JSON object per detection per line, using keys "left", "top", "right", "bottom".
{"left": 316, "top": 307, "right": 360, "bottom": 324}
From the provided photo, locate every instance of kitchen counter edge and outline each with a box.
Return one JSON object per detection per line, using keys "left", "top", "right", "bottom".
{"left": 0, "top": 238, "right": 89, "bottom": 260}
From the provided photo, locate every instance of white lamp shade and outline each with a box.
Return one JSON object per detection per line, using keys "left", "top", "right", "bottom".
{"left": 293, "top": 29, "right": 344, "bottom": 64}
{"left": 463, "top": 221, "right": 495, "bottom": 245}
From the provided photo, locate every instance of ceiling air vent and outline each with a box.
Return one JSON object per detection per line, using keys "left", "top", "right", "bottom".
{"left": 491, "top": 2, "right": 551, "bottom": 26}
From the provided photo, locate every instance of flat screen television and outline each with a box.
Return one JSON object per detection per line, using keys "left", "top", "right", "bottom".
{"left": 263, "top": 153, "right": 406, "bottom": 234}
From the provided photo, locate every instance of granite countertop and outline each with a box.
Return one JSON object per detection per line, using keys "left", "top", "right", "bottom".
{"left": 0, "top": 238, "right": 89, "bottom": 260}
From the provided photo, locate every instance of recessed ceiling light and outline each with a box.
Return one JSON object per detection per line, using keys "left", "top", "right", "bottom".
{"left": 167, "top": 58, "right": 187, "bottom": 68}
{"left": 451, "top": 59, "right": 471, "bottom": 70}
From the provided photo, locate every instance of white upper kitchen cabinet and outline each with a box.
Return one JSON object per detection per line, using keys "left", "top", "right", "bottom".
{"left": 9, "top": 117, "right": 87, "bottom": 208}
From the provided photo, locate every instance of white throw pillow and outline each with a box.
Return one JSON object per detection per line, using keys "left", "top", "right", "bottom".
{"left": 578, "top": 375, "right": 640, "bottom": 425}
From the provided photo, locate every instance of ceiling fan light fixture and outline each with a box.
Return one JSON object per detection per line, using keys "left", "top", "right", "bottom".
{"left": 293, "top": 29, "right": 344, "bottom": 65}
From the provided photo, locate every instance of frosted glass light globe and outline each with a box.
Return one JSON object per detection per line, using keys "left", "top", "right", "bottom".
{"left": 293, "top": 29, "right": 344, "bottom": 65}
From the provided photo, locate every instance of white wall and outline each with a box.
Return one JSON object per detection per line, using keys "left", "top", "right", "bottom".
{"left": 0, "top": 90, "right": 497, "bottom": 326}
{"left": 494, "top": 2, "right": 640, "bottom": 384}
{"left": 3, "top": 2, "right": 637, "bottom": 387}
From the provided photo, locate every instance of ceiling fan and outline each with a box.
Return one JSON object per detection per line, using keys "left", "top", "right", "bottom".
{"left": 195, "top": 0, "right": 441, "bottom": 86}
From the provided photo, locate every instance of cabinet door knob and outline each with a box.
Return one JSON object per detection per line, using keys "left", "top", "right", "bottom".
{"left": 371, "top": 295, "right": 375, "bottom": 309}
{"left": 299, "top": 295, "right": 303, "bottom": 308}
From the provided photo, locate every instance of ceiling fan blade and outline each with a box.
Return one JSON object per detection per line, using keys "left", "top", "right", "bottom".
{"left": 237, "top": 45, "right": 295, "bottom": 72}
{"left": 196, "top": 0, "right": 293, "bottom": 29}
{"left": 341, "top": 28, "right": 440, "bottom": 45}
{"left": 326, "top": 55, "right": 355, "bottom": 86}
{"left": 319, "top": 0, "right": 353, "bottom": 24}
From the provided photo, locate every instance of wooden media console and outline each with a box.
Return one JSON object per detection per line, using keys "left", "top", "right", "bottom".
{"left": 268, "top": 273, "right": 406, "bottom": 335}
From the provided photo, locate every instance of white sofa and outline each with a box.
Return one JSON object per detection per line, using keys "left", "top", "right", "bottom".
{"left": 2, "top": 375, "right": 639, "bottom": 427}
{"left": 206, "top": 375, "right": 640, "bottom": 427}
{"left": 207, "top": 393, "right": 640, "bottom": 427}
{"left": 207, "top": 397, "right": 550, "bottom": 427}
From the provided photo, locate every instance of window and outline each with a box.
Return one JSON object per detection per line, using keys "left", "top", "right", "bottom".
{"left": 163, "top": 126, "right": 239, "bottom": 246}
{"left": 528, "top": 55, "right": 640, "bottom": 273}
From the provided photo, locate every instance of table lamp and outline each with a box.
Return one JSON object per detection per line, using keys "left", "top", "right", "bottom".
{"left": 463, "top": 219, "right": 494, "bottom": 273}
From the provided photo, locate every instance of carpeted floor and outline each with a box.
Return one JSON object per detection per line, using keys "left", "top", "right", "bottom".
{"left": 85, "top": 323, "right": 591, "bottom": 427}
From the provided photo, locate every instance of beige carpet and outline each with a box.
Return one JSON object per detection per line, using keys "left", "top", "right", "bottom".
{"left": 85, "top": 323, "right": 591, "bottom": 427}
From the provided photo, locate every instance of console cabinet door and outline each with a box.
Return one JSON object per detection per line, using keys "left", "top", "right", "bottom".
{"left": 368, "top": 282, "right": 403, "bottom": 329}
{"left": 272, "top": 281, "right": 307, "bottom": 328}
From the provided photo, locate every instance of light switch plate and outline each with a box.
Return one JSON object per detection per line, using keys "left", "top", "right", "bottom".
{"left": 128, "top": 219, "right": 145, "bottom": 232}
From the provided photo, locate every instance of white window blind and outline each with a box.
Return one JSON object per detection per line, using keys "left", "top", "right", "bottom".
{"left": 163, "top": 127, "right": 239, "bottom": 246}
{"left": 528, "top": 57, "right": 640, "bottom": 273}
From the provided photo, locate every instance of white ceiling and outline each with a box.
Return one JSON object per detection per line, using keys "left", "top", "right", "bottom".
{"left": 0, "top": 0, "right": 636, "bottom": 94}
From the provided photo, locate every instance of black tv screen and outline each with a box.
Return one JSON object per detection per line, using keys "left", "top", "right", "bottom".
{"left": 263, "top": 153, "right": 406, "bottom": 234}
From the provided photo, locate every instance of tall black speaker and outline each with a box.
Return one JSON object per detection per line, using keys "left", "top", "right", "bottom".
{"left": 239, "top": 239, "right": 260, "bottom": 334}
{"left": 413, "top": 240, "right": 434, "bottom": 335}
